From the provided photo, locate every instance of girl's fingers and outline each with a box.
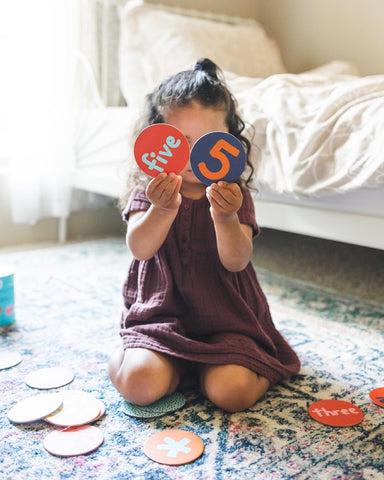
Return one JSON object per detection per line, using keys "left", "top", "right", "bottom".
{"left": 207, "top": 190, "right": 225, "bottom": 209}
{"left": 146, "top": 172, "right": 167, "bottom": 196}
{"left": 161, "top": 174, "right": 181, "bottom": 201}
{"left": 148, "top": 173, "right": 174, "bottom": 195}
{"left": 146, "top": 173, "right": 182, "bottom": 208}
{"left": 207, "top": 183, "right": 232, "bottom": 208}
{"left": 206, "top": 182, "right": 242, "bottom": 212}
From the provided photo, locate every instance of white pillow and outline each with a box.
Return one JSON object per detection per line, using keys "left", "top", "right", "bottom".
{"left": 118, "top": 1, "right": 286, "bottom": 106}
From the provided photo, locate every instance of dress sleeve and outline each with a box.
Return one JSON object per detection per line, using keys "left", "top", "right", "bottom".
{"left": 238, "top": 188, "right": 260, "bottom": 238}
{"left": 122, "top": 188, "right": 151, "bottom": 223}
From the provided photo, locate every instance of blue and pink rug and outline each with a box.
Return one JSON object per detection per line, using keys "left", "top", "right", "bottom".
{"left": 1, "top": 238, "right": 383, "bottom": 479}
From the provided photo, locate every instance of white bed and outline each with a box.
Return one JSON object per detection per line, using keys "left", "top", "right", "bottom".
{"left": 70, "top": 0, "right": 384, "bottom": 250}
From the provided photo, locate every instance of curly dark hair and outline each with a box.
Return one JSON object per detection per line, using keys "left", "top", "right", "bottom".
{"left": 121, "top": 58, "right": 254, "bottom": 207}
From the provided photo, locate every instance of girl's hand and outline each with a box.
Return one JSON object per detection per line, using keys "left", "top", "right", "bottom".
{"left": 206, "top": 181, "right": 243, "bottom": 223}
{"left": 145, "top": 172, "right": 182, "bottom": 211}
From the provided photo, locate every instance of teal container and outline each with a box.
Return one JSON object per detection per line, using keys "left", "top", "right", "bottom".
{"left": 0, "top": 270, "right": 15, "bottom": 326}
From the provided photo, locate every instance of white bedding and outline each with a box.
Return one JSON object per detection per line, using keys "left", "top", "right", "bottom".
{"left": 73, "top": 73, "right": 384, "bottom": 206}
{"left": 227, "top": 72, "right": 384, "bottom": 198}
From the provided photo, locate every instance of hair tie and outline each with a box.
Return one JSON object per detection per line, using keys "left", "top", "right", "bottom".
{"left": 193, "top": 63, "right": 203, "bottom": 71}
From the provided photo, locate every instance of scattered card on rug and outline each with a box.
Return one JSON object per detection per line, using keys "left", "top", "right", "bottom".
{"left": 121, "top": 392, "right": 186, "bottom": 419}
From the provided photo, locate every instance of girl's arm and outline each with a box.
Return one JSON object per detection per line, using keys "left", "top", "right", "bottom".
{"left": 127, "top": 173, "right": 182, "bottom": 260}
{"left": 206, "top": 182, "right": 253, "bottom": 272}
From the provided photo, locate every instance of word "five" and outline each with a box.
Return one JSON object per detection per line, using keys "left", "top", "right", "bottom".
{"left": 142, "top": 136, "right": 181, "bottom": 172}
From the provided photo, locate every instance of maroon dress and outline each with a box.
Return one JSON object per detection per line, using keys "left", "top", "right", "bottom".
{"left": 120, "top": 187, "right": 300, "bottom": 384}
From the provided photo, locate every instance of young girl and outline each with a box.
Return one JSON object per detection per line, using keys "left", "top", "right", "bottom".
{"left": 108, "top": 58, "right": 300, "bottom": 413}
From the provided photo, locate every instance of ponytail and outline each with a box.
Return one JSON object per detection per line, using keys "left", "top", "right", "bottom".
{"left": 132, "top": 58, "right": 254, "bottom": 190}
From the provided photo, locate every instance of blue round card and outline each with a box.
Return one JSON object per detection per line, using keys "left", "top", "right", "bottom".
{"left": 190, "top": 131, "right": 246, "bottom": 185}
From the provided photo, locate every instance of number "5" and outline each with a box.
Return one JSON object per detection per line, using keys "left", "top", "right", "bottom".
{"left": 198, "top": 139, "right": 240, "bottom": 181}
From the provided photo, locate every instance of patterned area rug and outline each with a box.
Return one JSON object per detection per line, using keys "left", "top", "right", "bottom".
{"left": 1, "top": 238, "right": 383, "bottom": 480}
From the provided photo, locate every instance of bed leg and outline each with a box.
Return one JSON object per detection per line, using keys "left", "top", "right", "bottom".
{"left": 58, "top": 217, "right": 68, "bottom": 243}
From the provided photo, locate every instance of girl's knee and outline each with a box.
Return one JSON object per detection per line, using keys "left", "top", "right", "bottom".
{"left": 108, "top": 348, "right": 182, "bottom": 406}
{"left": 200, "top": 364, "right": 270, "bottom": 413}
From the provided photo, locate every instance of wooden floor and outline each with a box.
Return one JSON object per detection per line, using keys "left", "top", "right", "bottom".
{"left": 253, "top": 228, "right": 384, "bottom": 303}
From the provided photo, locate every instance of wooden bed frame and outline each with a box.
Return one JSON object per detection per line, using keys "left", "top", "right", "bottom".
{"left": 253, "top": 199, "right": 384, "bottom": 250}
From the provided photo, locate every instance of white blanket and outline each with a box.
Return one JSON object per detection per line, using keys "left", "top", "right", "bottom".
{"left": 227, "top": 72, "right": 384, "bottom": 197}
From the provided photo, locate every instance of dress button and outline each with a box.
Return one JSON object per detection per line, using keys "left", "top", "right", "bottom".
{"left": 184, "top": 204, "right": 190, "bottom": 210}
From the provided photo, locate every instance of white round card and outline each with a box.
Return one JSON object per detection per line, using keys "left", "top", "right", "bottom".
{"left": 0, "top": 351, "right": 22, "bottom": 370}
{"left": 93, "top": 398, "right": 106, "bottom": 421}
{"left": 8, "top": 392, "right": 63, "bottom": 424}
{"left": 44, "top": 390, "right": 101, "bottom": 426}
{"left": 43, "top": 425, "right": 104, "bottom": 457}
{"left": 25, "top": 367, "right": 74, "bottom": 389}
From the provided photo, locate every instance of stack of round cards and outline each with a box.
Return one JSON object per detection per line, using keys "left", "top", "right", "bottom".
{"left": 7, "top": 366, "right": 105, "bottom": 457}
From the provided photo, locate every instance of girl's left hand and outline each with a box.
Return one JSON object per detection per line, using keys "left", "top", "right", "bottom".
{"left": 206, "top": 181, "right": 243, "bottom": 223}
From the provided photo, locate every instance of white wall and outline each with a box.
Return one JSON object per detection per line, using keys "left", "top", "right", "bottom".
{"left": 255, "top": 0, "right": 384, "bottom": 75}
{"left": 147, "top": 0, "right": 384, "bottom": 75}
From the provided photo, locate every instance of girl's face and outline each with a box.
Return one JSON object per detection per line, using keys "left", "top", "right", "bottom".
{"left": 163, "top": 100, "right": 228, "bottom": 191}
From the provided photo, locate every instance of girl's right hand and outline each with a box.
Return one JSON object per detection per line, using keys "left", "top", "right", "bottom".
{"left": 145, "top": 172, "right": 182, "bottom": 211}
{"left": 128, "top": 173, "right": 182, "bottom": 260}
